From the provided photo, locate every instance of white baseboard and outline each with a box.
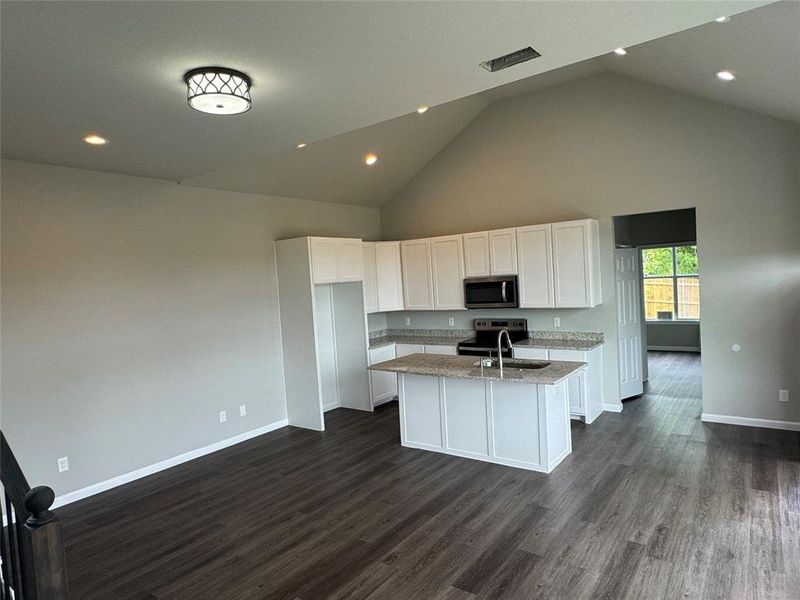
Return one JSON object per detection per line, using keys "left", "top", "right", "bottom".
{"left": 701, "top": 413, "right": 800, "bottom": 432}
{"left": 603, "top": 403, "right": 623, "bottom": 413}
{"left": 53, "top": 418, "right": 289, "bottom": 509}
{"left": 647, "top": 346, "right": 700, "bottom": 352}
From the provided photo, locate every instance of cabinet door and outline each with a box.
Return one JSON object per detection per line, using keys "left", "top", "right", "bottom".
{"left": 337, "top": 239, "right": 364, "bottom": 282}
{"left": 424, "top": 345, "right": 457, "bottom": 355}
{"left": 489, "top": 228, "right": 518, "bottom": 275}
{"left": 516, "top": 224, "right": 555, "bottom": 308}
{"left": 462, "top": 232, "right": 490, "bottom": 277}
{"left": 401, "top": 240, "right": 434, "bottom": 310}
{"left": 375, "top": 242, "right": 404, "bottom": 311}
{"left": 549, "top": 349, "right": 586, "bottom": 415}
{"left": 369, "top": 345, "right": 397, "bottom": 405}
{"left": 430, "top": 235, "right": 465, "bottom": 310}
{"left": 512, "top": 347, "right": 549, "bottom": 360}
{"left": 552, "top": 220, "right": 593, "bottom": 307}
{"left": 309, "top": 238, "right": 340, "bottom": 284}
{"left": 362, "top": 243, "right": 379, "bottom": 313}
{"left": 395, "top": 343, "right": 426, "bottom": 357}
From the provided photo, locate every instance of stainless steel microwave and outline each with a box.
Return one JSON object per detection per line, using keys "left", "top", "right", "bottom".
{"left": 464, "top": 276, "right": 519, "bottom": 309}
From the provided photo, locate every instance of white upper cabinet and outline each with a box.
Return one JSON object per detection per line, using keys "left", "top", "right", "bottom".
{"left": 516, "top": 224, "right": 555, "bottom": 308}
{"left": 362, "top": 242, "right": 379, "bottom": 313}
{"left": 488, "top": 228, "right": 518, "bottom": 275}
{"left": 463, "top": 229, "right": 518, "bottom": 277}
{"left": 401, "top": 239, "right": 435, "bottom": 310}
{"left": 430, "top": 235, "right": 466, "bottom": 310}
{"left": 337, "top": 238, "right": 364, "bottom": 282}
{"left": 551, "top": 219, "right": 602, "bottom": 307}
{"left": 310, "top": 237, "right": 364, "bottom": 284}
{"left": 462, "top": 232, "right": 490, "bottom": 277}
{"left": 375, "top": 242, "right": 404, "bottom": 311}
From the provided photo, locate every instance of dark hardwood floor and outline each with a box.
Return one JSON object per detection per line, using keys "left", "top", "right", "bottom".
{"left": 59, "top": 352, "right": 800, "bottom": 599}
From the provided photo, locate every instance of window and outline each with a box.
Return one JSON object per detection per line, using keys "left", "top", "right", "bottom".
{"left": 641, "top": 245, "right": 699, "bottom": 321}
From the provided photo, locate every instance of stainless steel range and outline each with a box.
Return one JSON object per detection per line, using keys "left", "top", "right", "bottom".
{"left": 456, "top": 318, "right": 528, "bottom": 358}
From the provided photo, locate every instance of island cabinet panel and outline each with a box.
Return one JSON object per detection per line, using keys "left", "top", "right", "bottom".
{"left": 400, "top": 375, "right": 443, "bottom": 448}
{"left": 490, "top": 382, "right": 541, "bottom": 466}
{"left": 443, "top": 378, "right": 489, "bottom": 457}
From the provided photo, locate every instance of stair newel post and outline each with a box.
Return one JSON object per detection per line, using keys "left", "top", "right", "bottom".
{"left": 21, "top": 486, "right": 68, "bottom": 600}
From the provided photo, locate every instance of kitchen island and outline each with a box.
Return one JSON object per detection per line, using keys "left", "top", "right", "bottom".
{"left": 369, "top": 354, "right": 586, "bottom": 473}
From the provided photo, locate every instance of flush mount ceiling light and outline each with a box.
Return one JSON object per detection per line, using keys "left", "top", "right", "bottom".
{"left": 296, "top": 142, "right": 307, "bottom": 148}
{"left": 416, "top": 106, "right": 429, "bottom": 114}
{"left": 714, "top": 16, "right": 730, "bottom": 23}
{"left": 613, "top": 47, "right": 628, "bottom": 56}
{"left": 184, "top": 67, "right": 252, "bottom": 115}
{"left": 716, "top": 70, "right": 736, "bottom": 81}
{"left": 365, "top": 153, "right": 378, "bottom": 166}
{"left": 82, "top": 133, "right": 108, "bottom": 145}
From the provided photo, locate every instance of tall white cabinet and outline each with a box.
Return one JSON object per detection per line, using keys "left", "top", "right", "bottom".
{"left": 363, "top": 242, "right": 404, "bottom": 313}
{"left": 401, "top": 239, "right": 434, "bottom": 310}
{"left": 551, "top": 219, "right": 602, "bottom": 308}
{"left": 516, "top": 224, "right": 555, "bottom": 308}
{"left": 276, "top": 236, "right": 372, "bottom": 432}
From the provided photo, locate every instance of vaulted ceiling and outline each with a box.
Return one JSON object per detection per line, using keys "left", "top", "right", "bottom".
{"left": 2, "top": 1, "right": 794, "bottom": 208}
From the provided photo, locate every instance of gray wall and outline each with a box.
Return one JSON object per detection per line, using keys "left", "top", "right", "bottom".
{"left": 0, "top": 160, "right": 381, "bottom": 496}
{"left": 646, "top": 322, "right": 701, "bottom": 351}
{"left": 381, "top": 73, "right": 800, "bottom": 422}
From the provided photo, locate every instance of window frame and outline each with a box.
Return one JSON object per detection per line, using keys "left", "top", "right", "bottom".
{"left": 640, "top": 243, "right": 699, "bottom": 323}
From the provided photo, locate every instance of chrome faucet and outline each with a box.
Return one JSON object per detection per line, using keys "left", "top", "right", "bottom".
{"left": 496, "top": 329, "right": 511, "bottom": 377}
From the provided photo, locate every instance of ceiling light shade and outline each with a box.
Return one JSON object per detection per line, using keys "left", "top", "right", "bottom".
{"left": 184, "top": 67, "right": 252, "bottom": 115}
{"left": 613, "top": 47, "right": 628, "bottom": 56}
{"left": 714, "top": 16, "right": 730, "bottom": 23}
{"left": 416, "top": 106, "right": 429, "bottom": 114}
{"left": 716, "top": 70, "right": 736, "bottom": 81}
{"left": 82, "top": 134, "right": 108, "bottom": 145}
{"left": 365, "top": 154, "right": 378, "bottom": 166}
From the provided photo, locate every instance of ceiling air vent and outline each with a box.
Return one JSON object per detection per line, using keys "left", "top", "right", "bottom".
{"left": 480, "top": 47, "right": 541, "bottom": 72}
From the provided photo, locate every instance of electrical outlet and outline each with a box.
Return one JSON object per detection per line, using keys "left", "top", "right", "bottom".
{"left": 219, "top": 410, "right": 227, "bottom": 423}
{"left": 57, "top": 456, "right": 69, "bottom": 473}
{"left": 405, "top": 317, "right": 411, "bottom": 326}
{"left": 779, "top": 389, "right": 789, "bottom": 402}
{"left": 553, "top": 317, "right": 561, "bottom": 328}
{"left": 239, "top": 404, "right": 247, "bottom": 416}
{"left": 448, "top": 317, "right": 455, "bottom": 327}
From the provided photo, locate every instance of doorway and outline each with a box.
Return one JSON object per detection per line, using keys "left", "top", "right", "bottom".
{"left": 612, "top": 208, "right": 701, "bottom": 401}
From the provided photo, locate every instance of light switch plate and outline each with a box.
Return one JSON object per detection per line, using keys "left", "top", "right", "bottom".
{"left": 239, "top": 404, "right": 247, "bottom": 416}
{"left": 58, "top": 456, "right": 69, "bottom": 473}
{"left": 448, "top": 317, "right": 455, "bottom": 327}
{"left": 779, "top": 389, "right": 789, "bottom": 402}
{"left": 219, "top": 411, "right": 227, "bottom": 423}
{"left": 554, "top": 317, "right": 561, "bottom": 328}
{"left": 405, "top": 317, "right": 411, "bottom": 326}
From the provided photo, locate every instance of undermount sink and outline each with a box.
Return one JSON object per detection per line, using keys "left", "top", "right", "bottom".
{"left": 474, "top": 358, "right": 551, "bottom": 370}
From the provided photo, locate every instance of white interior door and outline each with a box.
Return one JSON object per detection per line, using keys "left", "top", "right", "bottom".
{"left": 615, "top": 248, "right": 644, "bottom": 399}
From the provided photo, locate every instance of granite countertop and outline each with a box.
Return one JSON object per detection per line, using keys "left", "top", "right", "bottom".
{"left": 368, "top": 353, "right": 586, "bottom": 385}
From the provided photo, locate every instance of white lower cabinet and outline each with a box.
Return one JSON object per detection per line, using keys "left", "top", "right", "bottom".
{"left": 513, "top": 345, "right": 604, "bottom": 423}
{"left": 368, "top": 345, "right": 398, "bottom": 406}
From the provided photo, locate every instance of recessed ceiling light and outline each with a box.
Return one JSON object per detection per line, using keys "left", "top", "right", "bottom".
{"left": 714, "top": 16, "right": 730, "bottom": 23}
{"left": 613, "top": 47, "right": 628, "bottom": 56}
{"left": 296, "top": 143, "right": 307, "bottom": 148}
{"left": 184, "top": 67, "right": 252, "bottom": 115}
{"left": 82, "top": 134, "right": 108, "bottom": 145}
{"left": 365, "top": 154, "right": 378, "bottom": 166}
{"left": 416, "top": 106, "right": 429, "bottom": 114}
{"left": 716, "top": 70, "right": 736, "bottom": 81}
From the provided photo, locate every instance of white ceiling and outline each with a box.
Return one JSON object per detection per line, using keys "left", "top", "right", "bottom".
{"left": 1, "top": 0, "right": 771, "bottom": 186}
